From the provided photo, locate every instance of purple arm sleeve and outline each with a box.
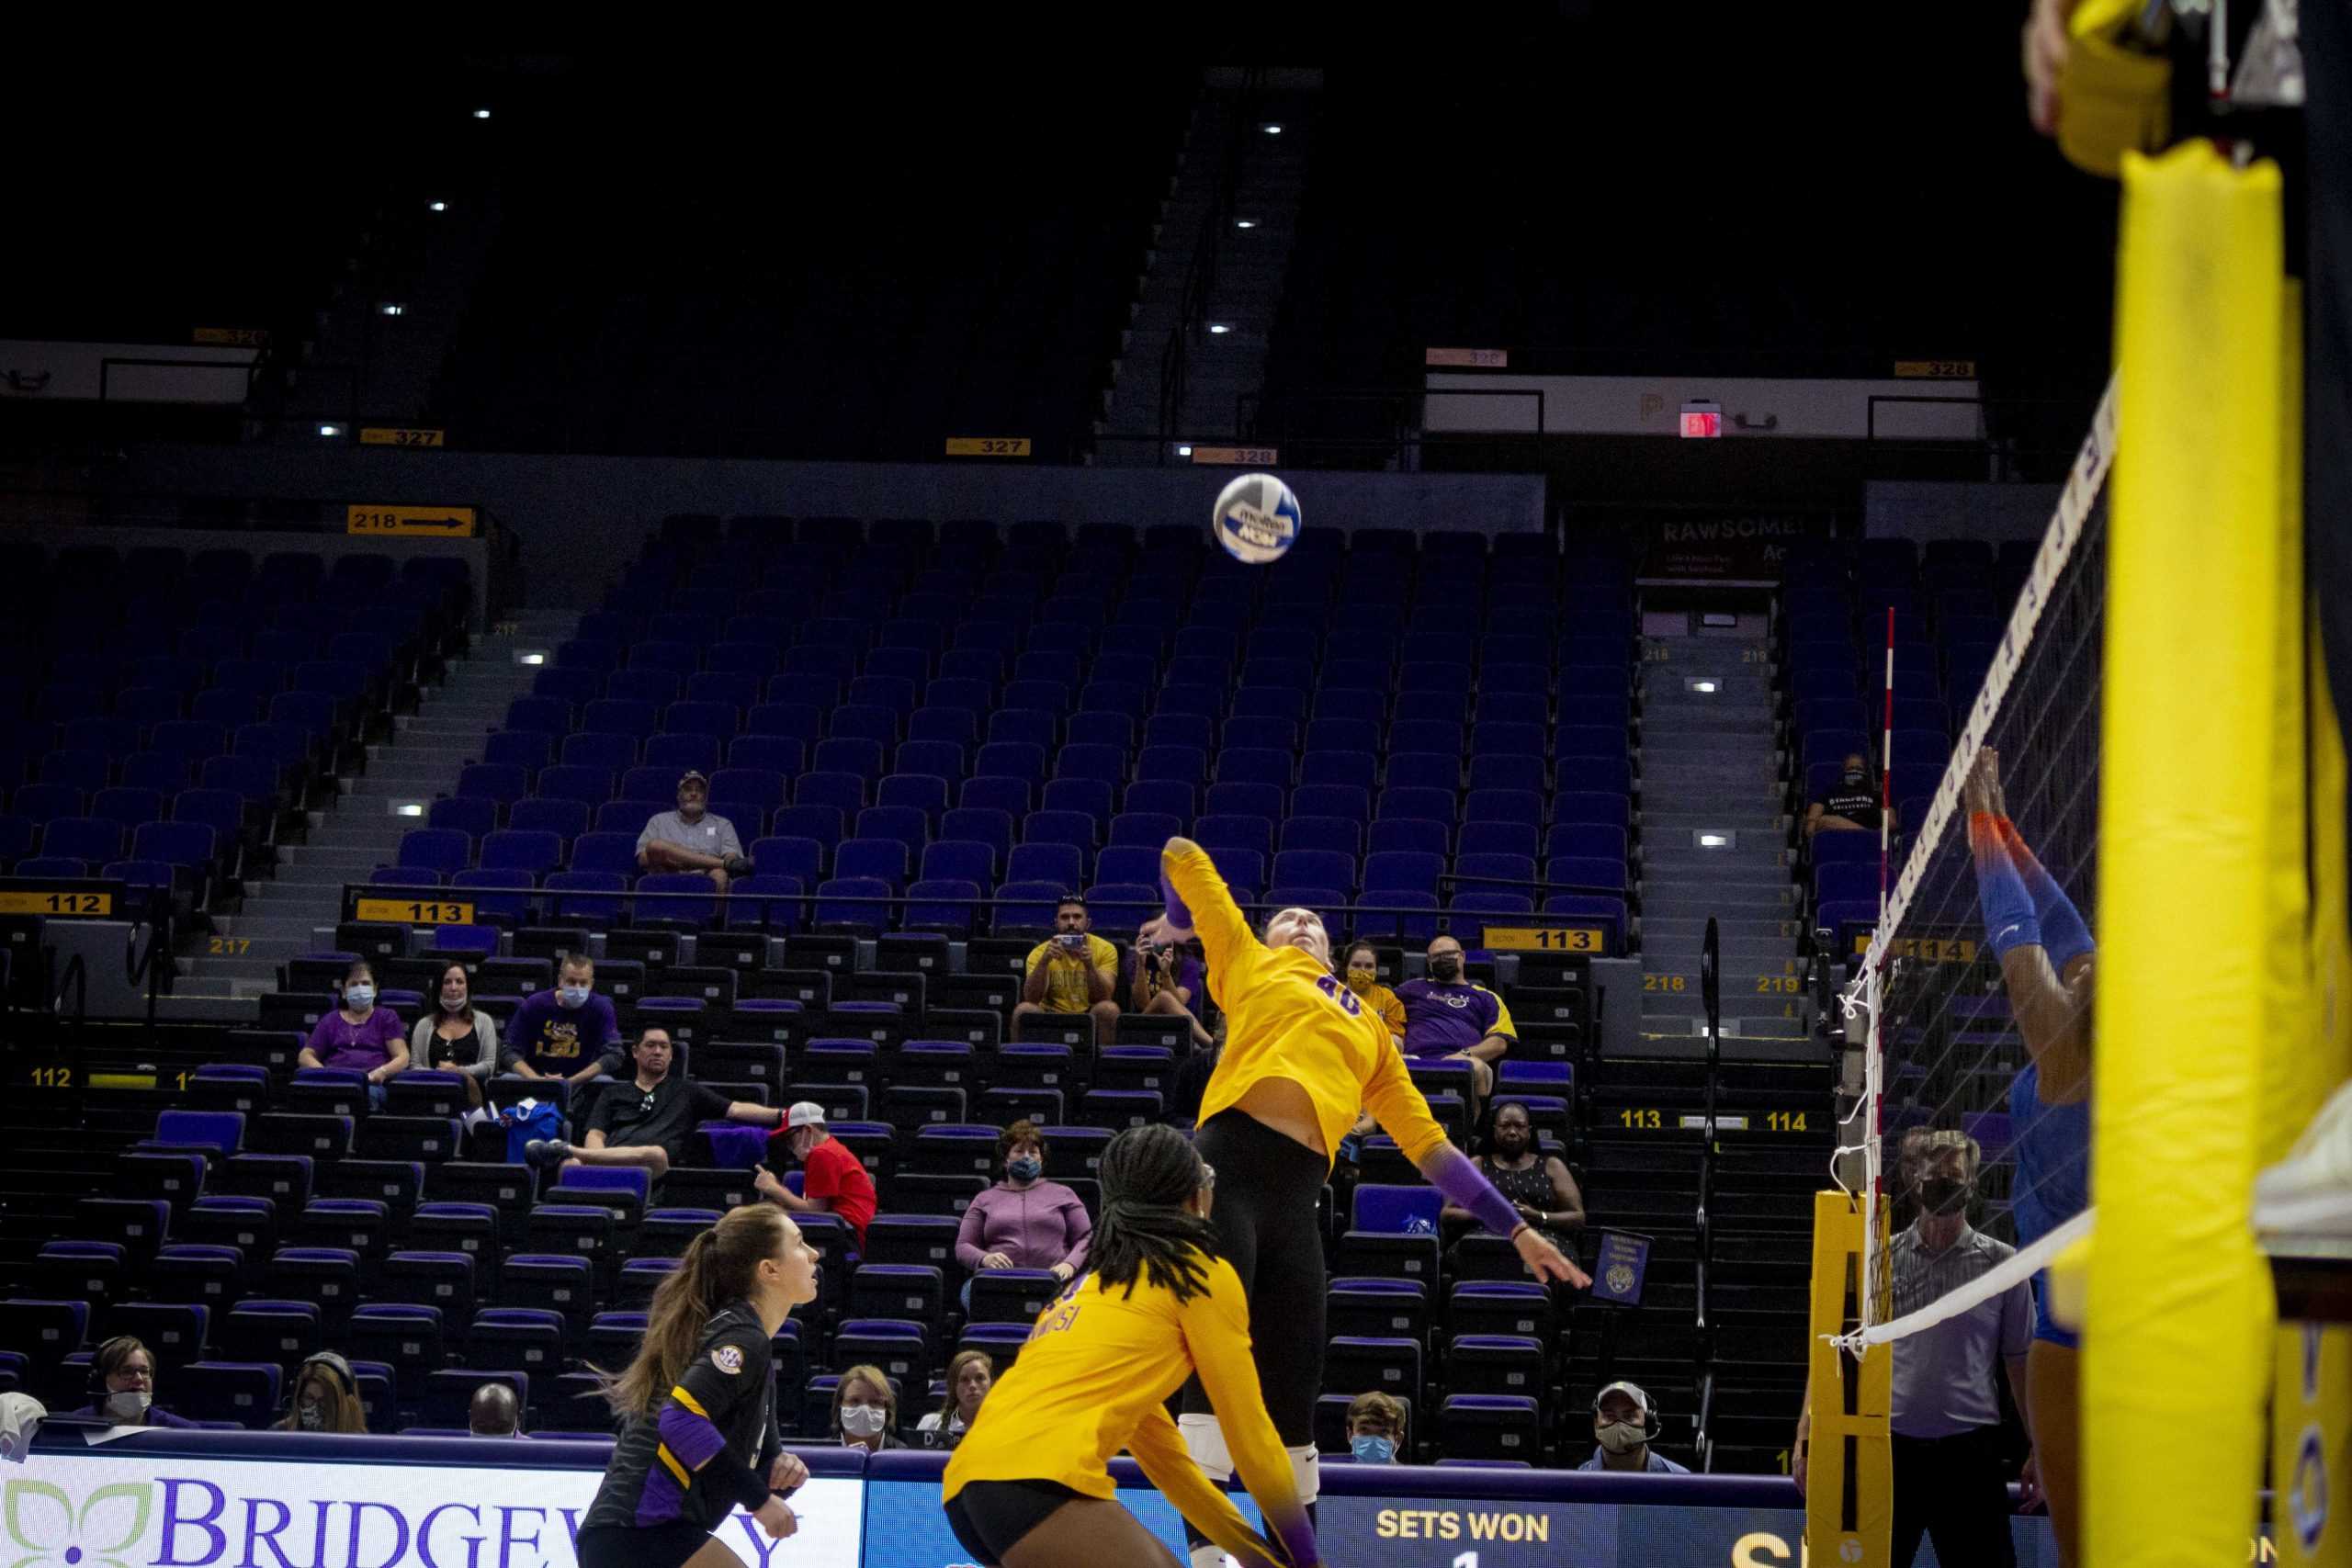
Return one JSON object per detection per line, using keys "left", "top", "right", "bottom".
{"left": 1424, "top": 1143, "right": 1525, "bottom": 1239}
{"left": 1161, "top": 870, "right": 1194, "bottom": 930}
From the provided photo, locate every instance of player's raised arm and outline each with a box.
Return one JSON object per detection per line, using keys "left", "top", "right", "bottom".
{"left": 1965, "top": 749, "right": 2094, "bottom": 1099}
{"left": 1151, "top": 837, "right": 1259, "bottom": 976}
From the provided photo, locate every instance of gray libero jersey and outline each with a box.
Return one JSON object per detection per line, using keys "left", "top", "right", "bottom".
{"left": 1887, "top": 1224, "right": 2032, "bottom": 1438}
{"left": 638, "top": 811, "right": 743, "bottom": 861}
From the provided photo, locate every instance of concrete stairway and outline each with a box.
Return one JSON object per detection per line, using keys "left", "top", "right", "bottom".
{"left": 175, "top": 611, "right": 578, "bottom": 1004}
{"left": 1633, "top": 638, "right": 1810, "bottom": 1049}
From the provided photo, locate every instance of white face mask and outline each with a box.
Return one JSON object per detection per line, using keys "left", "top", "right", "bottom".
{"left": 1597, "top": 1418, "right": 1646, "bottom": 1455}
{"left": 558, "top": 984, "right": 590, "bottom": 1008}
{"left": 102, "top": 1391, "right": 151, "bottom": 1423}
{"left": 441, "top": 991, "right": 468, "bottom": 1011}
{"left": 343, "top": 985, "right": 376, "bottom": 1010}
{"left": 840, "top": 1404, "right": 888, "bottom": 1438}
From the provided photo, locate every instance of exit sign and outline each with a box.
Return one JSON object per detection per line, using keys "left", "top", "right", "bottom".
{"left": 1680, "top": 401, "right": 1723, "bottom": 438}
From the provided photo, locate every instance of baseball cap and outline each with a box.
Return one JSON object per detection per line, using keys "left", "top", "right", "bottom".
{"left": 786, "top": 1101, "right": 828, "bottom": 1130}
{"left": 1595, "top": 1380, "right": 1651, "bottom": 1415}
{"left": 678, "top": 771, "right": 710, "bottom": 790}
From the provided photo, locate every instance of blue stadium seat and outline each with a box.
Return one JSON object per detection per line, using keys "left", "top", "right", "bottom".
{"left": 747, "top": 703, "right": 823, "bottom": 743}
{"left": 1216, "top": 748, "right": 1292, "bottom": 789}
{"left": 974, "top": 742, "right": 1046, "bottom": 787}
{"left": 904, "top": 879, "right": 980, "bottom": 936}
{"left": 1135, "top": 747, "right": 1205, "bottom": 789}
{"left": 536, "top": 766, "right": 616, "bottom": 807}
{"left": 793, "top": 774, "right": 865, "bottom": 821}
{"left": 892, "top": 741, "right": 966, "bottom": 784}
{"left": 570, "top": 832, "right": 642, "bottom": 877}
{"left": 1273, "top": 850, "right": 1355, "bottom": 895}
{"left": 726, "top": 875, "right": 804, "bottom": 932}
{"left": 1194, "top": 814, "right": 1272, "bottom": 862}
{"left": 1306, "top": 719, "right": 1380, "bottom": 756}
{"left": 595, "top": 800, "right": 661, "bottom": 837}
{"left": 1449, "top": 893, "right": 1535, "bottom": 946}
{"left": 428, "top": 796, "right": 501, "bottom": 839}
{"left": 1390, "top": 722, "right": 1463, "bottom": 759}
{"left": 398, "top": 829, "right": 471, "bottom": 877}
{"left": 644, "top": 734, "right": 723, "bottom": 773}
{"left": 1464, "top": 789, "right": 1542, "bottom": 828}
{"left": 481, "top": 732, "right": 552, "bottom": 773}
{"left": 1120, "top": 780, "right": 1193, "bottom": 821}
{"left": 1040, "top": 779, "right": 1113, "bottom": 831}
{"left": 1280, "top": 816, "right": 1361, "bottom": 858}
{"left": 1204, "top": 782, "right": 1283, "bottom": 821}
{"left": 729, "top": 735, "right": 805, "bottom": 774}
{"left": 1005, "top": 842, "right": 1083, "bottom": 889}
{"left": 835, "top": 839, "right": 910, "bottom": 888}
{"left": 939, "top": 809, "right": 1012, "bottom": 871}
{"left": 481, "top": 830, "right": 563, "bottom": 877}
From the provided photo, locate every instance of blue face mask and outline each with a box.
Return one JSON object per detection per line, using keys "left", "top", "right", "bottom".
{"left": 1351, "top": 1435, "right": 1396, "bottom": 1463}
{"left": 558, "top": 985, "right": 590, "bottom": 1008}
{"left": 344, "top": 985, "right": 376, "bottom": 1009}
{"left": 1007, "top": 1157, "right": 1043, "bottom": 1183}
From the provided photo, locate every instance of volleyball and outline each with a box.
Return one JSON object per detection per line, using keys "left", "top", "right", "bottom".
{"left": 1212, "top": 471, "right": 1302, "bottom": 565}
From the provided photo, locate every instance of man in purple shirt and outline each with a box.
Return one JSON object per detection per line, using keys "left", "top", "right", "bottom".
{"left": 497, "top": 953, "right": 625, "bottom": 1085}
{"left": 1393, "top": 934, "right": 1518, "bottom": 1108}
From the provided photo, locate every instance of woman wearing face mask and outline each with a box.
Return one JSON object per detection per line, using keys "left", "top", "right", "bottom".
{"left": 580, "top": 1203, "right": 820, "bottom": 1568}
{"left": 275, "top": 1353, "right": 368, "bottom": 1434}
{"left": 943, "top": 1124, "right": 1318, "bottom": 1568}
{"left": 410, "top": 963, "right": 499, "bottom": 1117}
{"left": 1341, "top": 1392, "right": 1406, "bottom": 1464}
{"left": 65, "top": 1337, "right": 200, "bottom": 1427}
{"left": 955, "top": 1121, "right": 1092, "bottom": 1310}
{"left": 1138, "top": 838, "right": 1584, "bottom": 1567}
{"left": 832, "top": 1366, "right": 904, "bottom": 1452}
{"left": 1442, "top": 1101, "right": 1584, "bottom": 1257}
{"left": 916, "top": 1350, "right": 994, "bottom": 1450}
{"left": 299, "top": 961, "right": 409, "bottom": 1110}
{"left": 1338, "top": 943, "right": 1405, "bottom": 1043}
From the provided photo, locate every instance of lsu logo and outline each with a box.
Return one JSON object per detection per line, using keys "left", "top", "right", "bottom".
{"left": 711, "top": 1345, "right": 744, "bottom": 1375}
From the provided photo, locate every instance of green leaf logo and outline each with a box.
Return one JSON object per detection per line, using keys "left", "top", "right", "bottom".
{"left": 5, "top": 1481, "right": 153, "bottom": 1568}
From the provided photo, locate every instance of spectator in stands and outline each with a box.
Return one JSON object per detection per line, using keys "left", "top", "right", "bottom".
{"left": 1344, "top": 1391, "right": 1407, "bottom": 1464}
{"left": 1341, "top": 942, "right": 1406, "bottom": 1043}
{"left": 1396, "top": 936, "right": 1515, "bottom": 1107}
{"left": 412, "top": 962, "right": 499, "bottom": 1117}
{"left": 1795, "top": 1131, "right": 2034, "bottom": 1568}
{"left": 1577, "top": 1381, "right": 1689, "bottom": 1473}
{"left": 915, "top": 1349, "right": 993, "bottom": 1450}
{"left": 636, "top": 770, "right": 752, "bottom": 891}
{"left": 469, "top": 1382, "right": 524, "bottom": 1438}
{"left": 299, "top": 960, "right": 409, "bottom": 1109}
{"left": 500, "top": 954, "right": 625, "bottom": 1087}
{"left": 526, "top": 1026, "right": 784, "bottom": 1177}
{"left": 61, "top": 1337, "right": 198, "bottom": 1427}
{"left": 1012, "top": 895, "right": 1121, "bottom": 1046}
{"left": 757, "top": 1101, "right": 877, "bottom": 1247}
{"left": 1442, "top": 1100, "right": 1584, "bottom": 1254}
{"left": 955, "top": 1120, "right": 1092, "bottom": 1306}
{"left": 1129, "top": 922, "right": 1213, "bottom": 1048}
{"left": 1808, "top": 752, "right": 1894, "bottom": 839}
{"left": 276, "top": 1352, "right": 368, "bottom": 1435}
{"left": 831, "top": 1364, "right": 905, "bottom": 1452}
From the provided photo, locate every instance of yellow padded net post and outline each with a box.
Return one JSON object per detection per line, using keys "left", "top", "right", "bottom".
{"left": 2089, "top": 141, "right": 2283, "bottom": 1568}
{"left": 1806, "top": 1190, "right": 1891, "bottom": 1568}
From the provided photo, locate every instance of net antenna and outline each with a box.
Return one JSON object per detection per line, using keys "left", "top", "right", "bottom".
{"left": 1826, "top": 374, "right": 2118, "bottom": 1358}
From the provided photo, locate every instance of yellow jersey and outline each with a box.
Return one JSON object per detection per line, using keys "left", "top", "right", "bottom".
{"left": 944, "top": 1253, "right": 1315, "bottom": 1568}
{"left": 1354, "top": 978, "right": 1407, "bottom": 1042}
{"left": 1025, "top": 933, "right": 1120, "bottom": 1012}
{"left": 1168, "top": 842, "right": 1453, "bottom": 1170}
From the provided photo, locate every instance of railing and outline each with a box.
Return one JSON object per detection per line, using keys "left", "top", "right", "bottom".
{"left": 1158, "top": 68, "right": 1266, "bottom": 445}
{"left": 1693, "top": 915, "right": 1723, "bottom": 1468}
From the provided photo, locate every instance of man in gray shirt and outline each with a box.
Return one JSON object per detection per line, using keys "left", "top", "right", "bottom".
{"left": 636, "top": 771, "right": 751, "bottom": 890}
{"left": 1796, "top": 1130, "right": 2036, "bottom": 1568}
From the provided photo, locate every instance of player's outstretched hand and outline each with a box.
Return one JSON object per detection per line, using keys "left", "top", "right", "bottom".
{"left": 753, "top": 1496, "right": 798, "bottom": 1540}
{"left": 1962, "top": 746, "right": 2007, "bottom": 818}
{"left": 1516, "top": 1226, "right": 1591, "bottom": 1289}
{"left": 768, "top": 1451, "right": 808, "bottom": 1497}
{"left": 1139, "top": 913, "right": 1194, "bottom": 949}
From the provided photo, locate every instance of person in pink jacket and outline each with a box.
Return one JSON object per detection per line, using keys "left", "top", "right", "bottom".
{"left": 955, "top": 1121, "right": 1092, "bottom": 1309}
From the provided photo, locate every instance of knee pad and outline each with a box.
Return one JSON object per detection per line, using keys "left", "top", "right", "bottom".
{"left": 1188, "top": 1548, "right": 1226, "bottom": 1568}
{"left": 1179, "top": 1413, "right": 1234, "bottom": 1483}
{"left": 1287, "top": 1442, "right": 1321, "bottom": 1506}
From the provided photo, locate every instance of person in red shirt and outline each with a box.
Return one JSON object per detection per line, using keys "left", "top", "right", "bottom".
{"left": 757, "top": 1101, "right": 876, "bottom": 1247}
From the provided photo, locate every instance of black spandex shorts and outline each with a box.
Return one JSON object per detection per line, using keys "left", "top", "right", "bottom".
{"left": 575, "top": 1522, "right": 712, "bottom": 1568}
{"left": 944, "top": 1479, "right": 1085, "bottom": 1564}
{"left": 1178, "top": 1108, "right": 1330, "bottom": 1446}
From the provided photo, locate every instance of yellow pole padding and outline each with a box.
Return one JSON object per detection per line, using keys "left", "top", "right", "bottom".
{"left": 1806, "top": 1190, "right": 1891, "bottom": 1568}
{"left": 2091, "top": 141, "right": 2282, "bottom": 1568}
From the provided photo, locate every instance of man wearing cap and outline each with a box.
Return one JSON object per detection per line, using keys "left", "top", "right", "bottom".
{"left": 1577, "top": 1381, "right": 1689, "bottom": 1473}
{"left": 757, "top": 1101, "right": 877, "bottom": 1247}
{"left": 525, "top": 1026, "right": 783, "bottom": 1177}
{"left": 636, "top": 772, "right": 752, "bottom": 889}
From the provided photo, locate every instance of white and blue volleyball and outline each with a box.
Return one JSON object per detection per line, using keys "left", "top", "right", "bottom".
{"left": 1212, "top": 472, "right": 1302, "bottom": 565}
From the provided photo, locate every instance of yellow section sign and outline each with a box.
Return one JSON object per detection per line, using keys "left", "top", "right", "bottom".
{"left": 347, "top": 505, "right": 477, "bottom": 538}
{"left": 944, "top": 437, "right": 1032, "bottom": 457}
{"left": 355, "top": 897, "right": 478, "bottom": 925}
{"left": 1188, "top": 446, "right": 1279, "bottom": 467}
{"left": 360, "top": 426, "right": 447, "bottom": 447}
{"left": 1481, "top": 925, "right": 1603, "bottom": 953}
{"left": 0, "top": 888, "right": 115, "bottom": 917}
{"left": 1893, "top": 359, "right": 1977, "bottom": 379}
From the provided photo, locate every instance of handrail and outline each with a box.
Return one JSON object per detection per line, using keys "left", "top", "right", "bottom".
{"left": 1693, "top": 915, "right": 1723, "bottom": 1448}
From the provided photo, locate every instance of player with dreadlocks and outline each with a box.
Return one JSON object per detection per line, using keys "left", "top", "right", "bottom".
{"left": 1140, "top": 836, "right": 1588, "bottom": 1566}
{"left": 941, "top": 1123, "right": 1318, "bottom": 1568}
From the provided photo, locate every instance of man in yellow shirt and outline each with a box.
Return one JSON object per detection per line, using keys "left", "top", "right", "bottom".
{"left": 1012, "top": 895, "right": 1123, "bottom": 1046}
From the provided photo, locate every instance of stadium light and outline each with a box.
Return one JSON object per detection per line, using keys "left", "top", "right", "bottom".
{"left": 379, "top": 302, "right": 405, "bottom": 317}
{"left": 515, "top": 649, "right": 548, "bottom": 666}
{"left": 317, "top": 423, "right": 343, "bottom": 437}
{"left": 1235, "top": 220, "right": 1257, "bottom": 230}
{"left": 391, "top": 801, "right": 426, "bottom": 818}
{"left": 428, "top": 200, "right": 448, "bottom": 212}
{"left": 1261, "top": 123, "right": 1283, "bottom": 135}
{"left": 1208, "top": 323, "right": 1232, "bottom": 335}
{"left": 472, "top": 107, "right": 492, "bottom": 119}
{"left": 1176, "top": 446, "right": 1193, "bottom": 457}
{"left": 1699, "top": 832, "right": 1729, "bottom": 849}
{"left": 1692, "top": 679, "right": 1718, "bottom": 694}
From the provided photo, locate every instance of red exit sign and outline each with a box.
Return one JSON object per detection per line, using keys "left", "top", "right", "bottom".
{"left": 1680, "top": 401, "right": 1723, "bottom": 438}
